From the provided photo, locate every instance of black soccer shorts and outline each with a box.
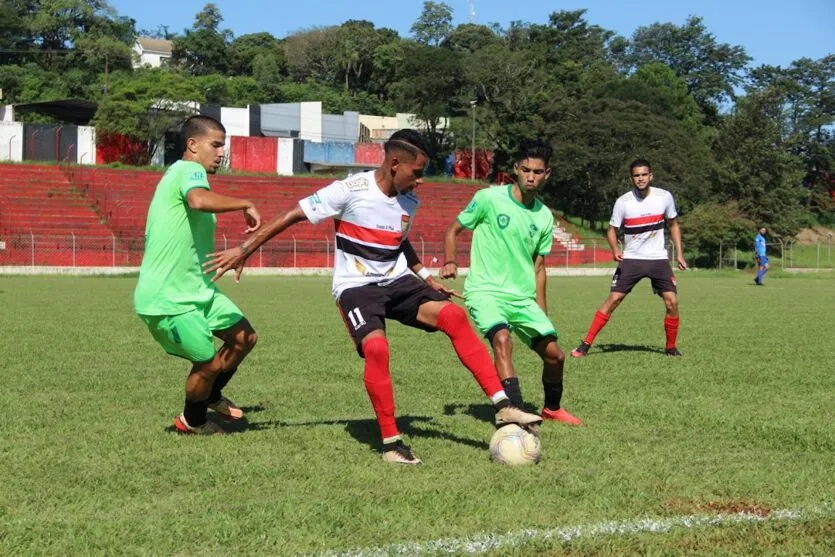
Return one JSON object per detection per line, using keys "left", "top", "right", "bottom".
{"left": 610, "top": 259, "right": 677, "bottom": 295}
{"left": 337, "top": 275, "right": 450, "bottom": 357}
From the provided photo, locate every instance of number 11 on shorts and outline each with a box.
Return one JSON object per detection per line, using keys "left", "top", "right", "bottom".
{"left": 347, "top": 307, "right": 366, "bottom": 330}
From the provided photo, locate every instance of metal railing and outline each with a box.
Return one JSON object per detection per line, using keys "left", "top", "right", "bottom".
{"left": 0, "top": 233, "right": 620, "bottom": 269}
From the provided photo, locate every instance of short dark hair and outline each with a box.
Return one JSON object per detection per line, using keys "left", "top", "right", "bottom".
{"left": 514, "top": 139, "right": 552, "bottom": 165}
{"left": 629, "top": 158, "right": 652, "bottom": 172}
{"left": 384, "top": 129, "right": 429, "bottom": 160}
{"left": 181, "top": 115, "right": 225, "bottom": 149}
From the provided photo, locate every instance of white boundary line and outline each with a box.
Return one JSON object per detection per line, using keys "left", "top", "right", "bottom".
{"left": 318, "top": 503, "right": 832, "bottom": 557}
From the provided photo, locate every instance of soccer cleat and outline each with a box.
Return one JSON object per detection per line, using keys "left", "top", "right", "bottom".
{"left": 570, "top": 341, "right": 590, "bottom": 358}
{"left": 665, "top": 347, "right": 683, "bottom": 357}
{"left": 541, "top": 407, "right": 583, "bottom": 426}
{"left": 495, "top": 406, "right": 544, "bottom": 429}
{"left": 174, "top": 414, "right": 227, "bottom": 435}
{"left": 207, "top": 395, "right": 245, "bottom": 421}
{"left": 382, "top": 440, "right": 422, "bottom": 465}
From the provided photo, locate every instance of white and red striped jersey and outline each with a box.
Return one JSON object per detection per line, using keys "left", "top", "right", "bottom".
{"left": 298, "top": 171, "right": 418, "bottom": 299}
{"left": 609, "top": 187, "right": 677, "bottom": 260}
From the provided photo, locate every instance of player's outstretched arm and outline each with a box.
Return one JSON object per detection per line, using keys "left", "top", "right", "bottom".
{"left": 668, "top": 218, "right": 688, "bottom": 270}
{"left": 187, "top": 189, "right": 261, "bottom": 233}
{"left": 607, "top": 225, "right": 623, "bottom": 262}
{"left": 441, "top": 222, "right": 466, "bottom": 279}
{"left": 203, "top": 205, "right": 308, "bottom": 283}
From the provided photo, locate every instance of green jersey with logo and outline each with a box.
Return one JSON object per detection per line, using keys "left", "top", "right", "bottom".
{"left": 457, "top": 185, "right": 554, "bottom": 301}
{"left": 134, "top": 160, "right": 218, "bottom": 316}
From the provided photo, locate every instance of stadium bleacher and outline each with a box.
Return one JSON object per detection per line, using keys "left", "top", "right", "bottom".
{"left": 0, "top": 164, "right": 609, "bottom": 267}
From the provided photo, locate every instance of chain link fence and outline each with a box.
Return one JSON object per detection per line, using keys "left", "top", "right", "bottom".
{"left": 0, "top": 233, "right": 621, "bottom": 269}
{"left": 677, "top": 238, "right": 834, "bottom": 271}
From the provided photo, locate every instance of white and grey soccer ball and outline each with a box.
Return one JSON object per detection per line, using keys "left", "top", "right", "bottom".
{"left": 489, "top": 424, "right": 541, "bottom": 465}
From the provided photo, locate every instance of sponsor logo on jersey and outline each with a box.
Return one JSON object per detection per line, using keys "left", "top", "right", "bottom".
{"left": 464, "top": 200, "right": 477, "bottom": 213}
{"left": 345, "top": 177, "right": 369, "bottom": 192}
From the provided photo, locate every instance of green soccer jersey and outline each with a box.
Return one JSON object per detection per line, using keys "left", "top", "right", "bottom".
{"left": 457, "top": 185, "right": 554, "bottom": 301}
{"left": 134, "top": 160, "right": 217, "bottom": 316}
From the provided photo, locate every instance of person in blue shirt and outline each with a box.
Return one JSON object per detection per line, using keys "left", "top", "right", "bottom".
{"left": 755, "top": 227, "right": 769, "bottom": 285}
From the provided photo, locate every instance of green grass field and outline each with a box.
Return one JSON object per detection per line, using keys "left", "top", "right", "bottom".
{"left": 1, "top": 273, "right": 833, "bottom": 556}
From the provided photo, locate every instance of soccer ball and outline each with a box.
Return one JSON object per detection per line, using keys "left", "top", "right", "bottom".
{"left": 489, "top": 424, "right": 541, "bottom": 465}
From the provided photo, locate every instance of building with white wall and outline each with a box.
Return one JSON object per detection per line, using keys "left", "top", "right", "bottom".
{"left": 133, "top": 38, "right": 173, "bottom": 68}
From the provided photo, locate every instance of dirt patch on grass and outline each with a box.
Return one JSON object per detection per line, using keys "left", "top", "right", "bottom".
{"left": 702, "top": 501, "right": 772, "bottom": 517}
{"left": 663, "top": 499, "right": 773, "bottom": 517}
{"left": 796, "top": 227, "right": 835, "bottom": 245}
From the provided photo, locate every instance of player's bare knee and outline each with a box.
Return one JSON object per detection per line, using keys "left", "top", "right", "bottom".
{"left": 492, "top": 330, "right": 513, "bottom": 356}
{"left": 541, "top": 341, "right": 564, "bottom": 366}
{"left": 193, "top": 358, "right": 224, "bottom": 378}
{"left": 242, "top": 329, "right": 258, "bottom": 351}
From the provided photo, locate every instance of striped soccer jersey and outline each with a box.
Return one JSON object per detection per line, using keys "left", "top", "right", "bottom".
{"left": 609, "top": 187, "right": 677, "bottom": 260}
{"left": 298, "top": 171, "right": 418, "bottom": 299}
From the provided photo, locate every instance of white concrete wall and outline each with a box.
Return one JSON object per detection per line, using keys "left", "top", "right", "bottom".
{"left": 221, "top": 107, "right": 249, "bottom": 137}
{"left": 278, "top": 138, "right": 295, "bottom": 175}
{"left": 299, "top": 101, "right": 322, "bottom": 142}
{"left": 0, "top": 121, "right": 23, "bottom": 162}
{"left": 0, "top": 105, "right": 14, "bottom": 123}
{"left": 77, "top": 126, "right": 96, "bottom": 165}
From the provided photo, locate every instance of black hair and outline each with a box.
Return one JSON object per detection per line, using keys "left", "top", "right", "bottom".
{"left": 629, "top": 158, "right": 652, "bottom": 172}
{"left": 181, "top": 115, "right": 226, "bottom": 149}
{"left": 384, "top": 129, "right": 429, "bottom": 159}
{"left": 514, "top": 139, "right": 552, "bottom": 165}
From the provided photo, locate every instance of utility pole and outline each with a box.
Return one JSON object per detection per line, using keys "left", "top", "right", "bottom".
{"left": 470, "top": 99, "right": 477, "bottom": 180}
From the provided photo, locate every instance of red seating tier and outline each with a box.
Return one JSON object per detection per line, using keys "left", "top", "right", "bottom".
{"left": 1, "top": 164, "right": 607, "bottom": 266}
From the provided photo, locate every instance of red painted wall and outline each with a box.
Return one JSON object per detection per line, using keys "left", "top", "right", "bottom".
{"left": 230, "top": 136, "right": 278, "bottom": 173}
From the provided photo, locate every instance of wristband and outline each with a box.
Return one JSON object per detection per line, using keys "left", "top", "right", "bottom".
{"left": 417, "top": 267, "right": 432, "bottom": 280}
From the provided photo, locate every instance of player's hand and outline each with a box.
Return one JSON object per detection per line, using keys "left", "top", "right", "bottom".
{"left": 676, "top": 255, "right": 688, "bottom": 271}
{"left": 426, "top": 276, "right": 463, "bottom": 299}
{"left": 203, "top": 246, "right": 251, "bottom": 283}
{"left": 612, "top": 250, "right": 624, "bottom": 262}
{"left": 243, "top": 205, "right": 261, "bottom": 234}
{"left": 439, "top": 262, "right": 458, "bottom": 279}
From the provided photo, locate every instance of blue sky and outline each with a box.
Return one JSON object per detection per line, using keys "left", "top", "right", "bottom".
{"left": 113, "top": 0, "right": 833, "bottom": 68}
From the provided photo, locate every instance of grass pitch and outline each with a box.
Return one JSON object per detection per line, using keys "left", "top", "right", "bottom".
{"left": 1, "top": 272, "right": 833, "bottom": 555}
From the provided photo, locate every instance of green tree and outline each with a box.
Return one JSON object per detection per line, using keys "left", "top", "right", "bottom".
{"left": 229, "top": 32, "right": 286, "bottom": 77}
{"left": 334, "top": 20, "right": 383, "bottom": 92}
{"left": 442, "top": 23, "right": 501, "bottom": 53}
{"left": 544, "top": 97, "right": 712, "bottom": 227}
{"left": 282, "top": 26, "right": 341, "bottom": 84}
{"left": 679, "top": 201, "right": 755, "bottom": 267}
{"left": 712, "top": 91, "right": 807, "bottom": 238}
{"left": 410, "top": 1, "right": 453, "bottom": 47}
{"left": 605, "top": 63, "right": 705, "bottom": 135}
{"left": 616, "top": 16, "right": 751, "bottom": 119}
{"left": 172, "top": 3, "right": 232, "bottom": 76}
{"left": 392, "top": 42, "right": 464, "bottom": 168}
{"left": 92, "top": 69, "right": 203, "bottom": 162}
{"left": 749, "top": 56, "right": 835, "bottom": 221}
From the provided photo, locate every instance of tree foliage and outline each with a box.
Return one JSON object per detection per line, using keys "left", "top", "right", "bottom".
{"left": 0, "top": 0, "right": 830, "bottom": 250}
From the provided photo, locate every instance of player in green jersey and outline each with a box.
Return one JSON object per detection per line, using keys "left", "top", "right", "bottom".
{"left": 134, "top": 115, "right": 261, "bottom": 435}
{"left": 441, "top": 140, "right": 582, "bottom": 426}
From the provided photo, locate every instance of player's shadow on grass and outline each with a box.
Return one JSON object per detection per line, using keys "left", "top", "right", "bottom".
{"left": 442, "top": 402, "right": 538, "bottom": 424}
{"left": 595, "top": 343, "right": 666, "bottom": 355}
{"left": 211, "top": 415, "right": 489, "bottom": 452}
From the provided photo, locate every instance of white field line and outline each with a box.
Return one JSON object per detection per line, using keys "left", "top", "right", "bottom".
{"left": 318, "top": 503, "right": 833, "bottom": 557}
